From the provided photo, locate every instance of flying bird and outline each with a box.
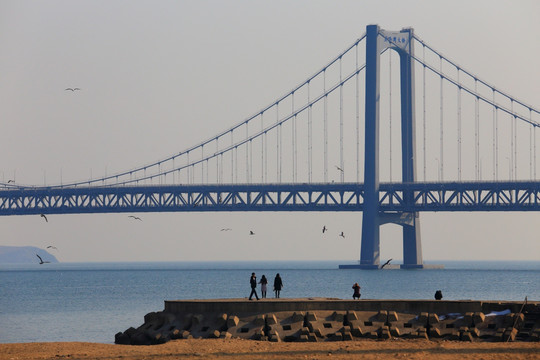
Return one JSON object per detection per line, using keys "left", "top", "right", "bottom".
{"left": 46, "top": 246, "right": 58, "bottom": 250}
{"left": 7, "top": 180, "right": 14, "bottom": 183}
{"left": 36, "top": 254, "right": 50, "bottom": 264}
{"left": 220, "top": 228, "right": 232, "bottom": 231}
{"left": 322, "top": 225, "right": 327, "bottom": 233}
{"left": 381, "top": 258, "right": 393, "bottom": 269}
{"left": 339, "top": 231, "right": 345, "bottom": 238}
{"left": 335, "top": 165, "right": 344, "bottom": 172}
{"left": 128, "top": 215, "right": 142, "bottom": 221}
{"left": 65, "top": 88, "right": 81, "bottom": 91}
{"left": 249, "top": 231, "right": 255, "bottom": 235}
{"left": 40, "top": 214, "right": 48, "bottom": 222}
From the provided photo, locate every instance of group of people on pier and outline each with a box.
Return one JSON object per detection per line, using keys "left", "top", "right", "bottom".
{"left": 249, "top": 272, "right": 283, "bottom": 300}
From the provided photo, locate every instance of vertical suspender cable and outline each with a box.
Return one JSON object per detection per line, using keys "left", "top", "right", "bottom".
{"left": 216, "top": 138, "right": 219, "bottom": 183}
{"left": 339, "top": 56, "right": 344, "bottom": 183}
{"left": 230, "top": 131, "right": 234, "bottom": 183}
{"left": 355, "top": 43, "right": 360, "bottom": 183}
{"left": 308, "top": 81, "right": 313, "bottom": 183}
{"left": 475, "top": 80, "right": 479, "bottom": 181}
{"left": 529, "top": 108, "right": 536, "bottom": 181}
{"left": 235, "top": 146, "right": 238, "bottom": 183}
{"left": 493, "top": 90, "right": 498, "bottom": 181}
{"left": 246, "top": 121, "right": 250, "bottom": 183}
{"left": 275, "top": 103, "right": 279, "bottom": 182}
{"left": 187, "top": 152, "right": 190, "bottom": 184}
{"left": 292, "top": 91, "right": 296, "bottom": 182}
{"left": 513, "top": 101, "right": 517, "bottom": 180}
{"left": 249, "top": 138, "right": 252, "bottom": 183}
{"left": 205, "top": 159, "right": 209, "bottom": 184}
{"left": 220, "top": 154, "right": 223, "bottom": 184}
{"left": 457, "top": 68, "right": 462, "bottom": 181}
{"left": 324, "top": 70, "right": 328, "bottom": 182}
{"left": 439, "top": 56, "right": 444, "bottom": 181}
{"left": 510, "top": 101, "right": 514, "bottom": 180}
{"left": 201, "top": 145, "right": 204, "bottom": 183}
{"left": 530, "top": 115, "right": 533, "bottom": 180}
{"left": 389, "top": 50, "right": 393, "bottom": 182}
{"left": 422, "top": 46, "right": 427, "bottom": 182}
{"left": 261, "top": 113, "right": 264, "bottom": 183}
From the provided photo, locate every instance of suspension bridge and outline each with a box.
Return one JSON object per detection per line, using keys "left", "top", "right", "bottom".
{"left": 2, "top": 25, "right": 539, "bottom": 269}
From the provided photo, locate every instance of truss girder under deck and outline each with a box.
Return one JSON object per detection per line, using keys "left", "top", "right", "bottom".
{"left": 0, "top": 181, "right": 539, "bottom": 216}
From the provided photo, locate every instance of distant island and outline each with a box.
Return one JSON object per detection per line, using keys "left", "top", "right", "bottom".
{"left": 0, "top": 246, "right": 59, "bottom": 264}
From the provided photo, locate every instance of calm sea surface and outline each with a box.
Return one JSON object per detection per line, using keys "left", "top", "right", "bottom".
{"left": 0, "top": 260, "right": 538, "bottom": 344}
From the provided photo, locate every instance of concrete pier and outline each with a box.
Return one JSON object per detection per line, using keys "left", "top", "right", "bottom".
{"left": 164, "top": 298, "right": 529, "bottom": 315}
{"left": 116, "top": 298, "right": 540, "bottom": 345}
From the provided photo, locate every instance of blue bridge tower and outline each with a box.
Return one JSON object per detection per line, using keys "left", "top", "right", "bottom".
{"left": 343, "top": 25, "right": 424, "bottom": 269}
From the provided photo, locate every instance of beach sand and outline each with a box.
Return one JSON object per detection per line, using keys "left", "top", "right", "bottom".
{"left": 1, "top": 339, "right": 539, "bottom": 360}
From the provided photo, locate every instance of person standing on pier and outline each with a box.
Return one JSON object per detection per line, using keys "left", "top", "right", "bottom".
{"left": 273, "top": 273, "right": 283, "bottom": 298}
{"left": 352, "top": 282, "right": 361, "bottom": 299}
{"left": 259, "top": 275, "right": 268, "bottom": 298}
{"left": 249, "top": 272, "right": 259, "bottom": 300}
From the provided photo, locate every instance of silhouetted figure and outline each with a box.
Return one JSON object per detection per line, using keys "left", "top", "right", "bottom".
{"left": 435, "top": 290, "right": 443, "bottom": 300}
{"left": 273, "top": 273, "right": 283, "bottom": 298}
{"left": 352, "top": 282, "right": 361, "bottom": 299}
{"left": 249, "top": 273, "right": 259, "bottom": 300}
{"left": 259, "top": 275, "right": 268, "bottom": 298}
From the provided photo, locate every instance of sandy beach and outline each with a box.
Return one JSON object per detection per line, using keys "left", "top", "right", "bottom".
{"left": 1, "top": 339, "right": 539, "bottom": 360}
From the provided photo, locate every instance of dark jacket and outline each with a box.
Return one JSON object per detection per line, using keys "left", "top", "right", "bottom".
{"left": 274, "top": 275, "right": 283, "bottom": 290}
{"left": 250, "top": 276, "right": 257, "bottom": 289}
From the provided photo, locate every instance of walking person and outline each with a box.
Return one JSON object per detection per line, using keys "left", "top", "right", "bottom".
{"left": 259, "top": 275, "right": 268, "bottom": 299}
{"left": 249, "top": 272, "right": 259, "bottom": 300}
{"left": 352, "top": 282, "right": 361, "bottom": 299}
{"left": 273, "top": 273, "right": 283, "bottom": 298}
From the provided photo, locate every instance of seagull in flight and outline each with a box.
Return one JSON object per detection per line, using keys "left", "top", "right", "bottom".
{"left": 36, "top": 254, "right": 50, "bottom": 264}
{"left": 335, "top": 165, "right": 344, "bottom": 173}
{"left": 46, "top": 246, "right": 58, "bottom": 250}
{"left": 322, "top": 225, "right": 327, "bottom": 233}
{"left": 7, "top": 180, "right": 14, "bottom": 183}
{"left": 249, "top": 230, "right": 255, "bottom": 235}
{"left": 65, "top": 88, "right": 81, "bottom": 91}
{"left": 339, "top": 231, "right": 345, "bottom": 238}
{"left": 40, "top": 214, "right": 48, "bottom": 222}
{"left": 220, "top": 228, "right": 232, "bottom": 231}
{"left": 128, "top": 215, "right": 142, "bottom": 221}
{"left": 381, "top": 258, "right": 393, "bottom": 269}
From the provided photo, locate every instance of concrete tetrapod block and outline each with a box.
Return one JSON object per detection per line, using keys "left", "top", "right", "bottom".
{"left": 188, "top": 313, "right": 231, "bottom": 339}
{"left": 386, "top": 312, "right": 421, "bottom": 338}
{"left": 304, "top": 311, "right": 346, "bottom": 340}
{"left": 348, "top": 311, "right": 384, "bottom": 337}
{"left": 226, "top": 314, "right": 265, "bottom": 340}
{"left": 267, "top": 311, "right": 304, "bottom": 342}
{"left": 476, "top": 313, "right": 518, "bottom": 339}
{"left": 429, "top": 313, "right": 459, "bottom": 339}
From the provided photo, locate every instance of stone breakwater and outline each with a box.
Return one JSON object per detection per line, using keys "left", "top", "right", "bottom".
{"left": 115, "top": 298, "right": 540, "bottom": 345}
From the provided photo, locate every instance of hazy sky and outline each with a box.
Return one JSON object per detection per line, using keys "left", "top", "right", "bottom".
{"left": 1, "top": 0, "right": 539, "bottom": 263}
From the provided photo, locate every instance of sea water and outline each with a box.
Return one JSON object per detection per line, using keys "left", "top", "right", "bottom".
{"left": 0, "top": 260, "right": 538, "bottom": 344}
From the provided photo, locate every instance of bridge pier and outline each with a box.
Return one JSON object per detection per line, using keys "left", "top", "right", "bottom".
{"left": 344, "top": 25, "right": 425, "bottom": 270}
